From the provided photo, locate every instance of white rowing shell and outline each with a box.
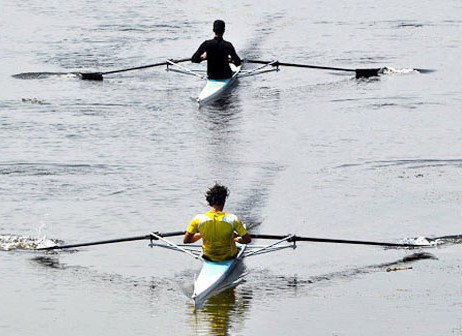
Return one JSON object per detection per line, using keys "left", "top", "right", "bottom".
{"left": 197, "top": 64, "right": 241, "bottom": 105}
{"left": 192, "top": 244, "right": 246, "bottom": 308}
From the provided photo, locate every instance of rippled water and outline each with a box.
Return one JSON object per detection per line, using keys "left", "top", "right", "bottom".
{"left": 1, "top": 0, "right": 461, "bottom": 335}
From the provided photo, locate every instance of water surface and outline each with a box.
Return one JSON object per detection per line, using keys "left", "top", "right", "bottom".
{"left": 1, "top": 0, "right": 461, "bottom": 335}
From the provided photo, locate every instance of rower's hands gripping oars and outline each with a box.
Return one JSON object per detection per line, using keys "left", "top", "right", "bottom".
{"left": 36, "top": 231, "right": 186, "bottom": 251}
{"left": 249, "top": 234, "right": 428, "bottom": 248}
{"left": 245, "top": 59, "right": 434, "bottom": 79}
{"left": 79, "top": 58, "right": 191, "bottom": 81}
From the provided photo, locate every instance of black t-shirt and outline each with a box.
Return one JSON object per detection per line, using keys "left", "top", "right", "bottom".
{"left": 191, "top": 36, "right": 241, "bottom": 79}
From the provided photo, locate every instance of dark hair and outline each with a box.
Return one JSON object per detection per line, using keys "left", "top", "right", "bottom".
{"left": 213, "top": 20, "right": 225, "bottom": 35}
{"left": 205, "top": 183, "right": 229, "bottom": 207}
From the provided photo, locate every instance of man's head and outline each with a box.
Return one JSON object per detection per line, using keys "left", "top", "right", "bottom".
{"left": 213, "top": 20, "right": 225, "bottom": 35}
{"left": 205, "top": 183, "right": 229, "bottom": 208}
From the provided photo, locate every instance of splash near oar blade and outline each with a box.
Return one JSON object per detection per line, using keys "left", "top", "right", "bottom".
{"left": 0, "top": 234, "right": 61, "bottom": 251}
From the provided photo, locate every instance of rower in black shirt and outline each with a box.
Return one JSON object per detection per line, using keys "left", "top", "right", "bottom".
{"left": 191, "top": 20, "right": 242, "bottom": 80}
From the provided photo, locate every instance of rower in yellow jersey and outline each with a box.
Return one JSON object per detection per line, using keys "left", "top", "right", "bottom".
{"left": 183, "top": 184, "right": 251, "bottom": 262}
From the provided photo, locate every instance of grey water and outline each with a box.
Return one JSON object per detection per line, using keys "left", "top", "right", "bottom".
{"left": 1, "top": 0, "right": 461, "bottom": 335}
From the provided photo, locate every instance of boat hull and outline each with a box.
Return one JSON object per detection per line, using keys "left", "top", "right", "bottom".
{"left": 197, "top": 64, "right": 241, "bottom": 105}
{"left": 192, "top": 245, "right": 246, "bottom": 309}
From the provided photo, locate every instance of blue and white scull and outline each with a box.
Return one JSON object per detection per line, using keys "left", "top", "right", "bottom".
{"left": 148, "top": 233, "right": 296, "bottom": 310}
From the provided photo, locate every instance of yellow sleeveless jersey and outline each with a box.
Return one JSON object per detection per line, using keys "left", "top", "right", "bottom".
{"left": 186, "top": 210, "right": 248, "bottom": 262}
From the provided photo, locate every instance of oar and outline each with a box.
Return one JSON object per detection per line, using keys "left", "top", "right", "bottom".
{"left": 250, "top": 234, "right": 422, "bottom": 248}
{"left": 79, "top": 58, "right": 191, "bottom": 81}
{"left": 245, "top": 59, "right": 417, "bottom": 79}
{"left": 37, "top": 231, "right": 186, "bottom": 251}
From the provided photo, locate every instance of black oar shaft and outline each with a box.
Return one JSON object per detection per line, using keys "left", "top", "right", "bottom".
{"left": 101, "top": 62, "right": 167, "bottom": 75}
{"left": 250, "top": 234, "right": 416, "bottom": 248}
{"left": 293, "top": 236, "right": 414, "bottom": 247}
{"left": 245, "top": 59, "right": 381, "bottom": 78}
{"left": 80, "top": 58, "right": 191, "bottom": 80}
{"left": 38, "top": 231, "right": 186, "bottom": 250}
{"left": 38, "top": 235, "right": 151, "bottom": 250}
{"left": 101, "top": 58, "right": 190, "bottom": 75}
{"left": 246, "top": 59, "right": 355, "bottom": 72}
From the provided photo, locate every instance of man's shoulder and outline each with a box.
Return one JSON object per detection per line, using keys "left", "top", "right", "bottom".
{"left": 222, "top": 39, "right": 234, "bottom": 46}
{"left": 193, "top": 213, "right": 212, "bottom": 222}
{"left": 203, "top": 38, "right": 218, "bottom": 45}
{"left": 222, "top": 213, "right": 239, "bottom": 223}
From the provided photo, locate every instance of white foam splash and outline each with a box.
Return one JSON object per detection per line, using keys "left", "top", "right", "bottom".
{"left": 35, "top": 238, "right": 58, "bottom": 249}
{"left": 0, "top": 234, "right": 57, "bottom": 251}
{"left": 399, "top": 236, "right": 438, "bottom": 246}
{"left": 381, "top": 67, "right": 420, "bottom": 75}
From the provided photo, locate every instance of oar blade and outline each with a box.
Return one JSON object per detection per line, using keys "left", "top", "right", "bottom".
{"left": 414, "top": 68, "right": 435, "bottom": 74}
{"left": 355, "top": 67, "right": 435, "bottom": 78}
{"left": 355, "top": 68, "right": 381, "bottom": 79}
{"left": 79, "top": 72, "right": 104, "bottom": 81}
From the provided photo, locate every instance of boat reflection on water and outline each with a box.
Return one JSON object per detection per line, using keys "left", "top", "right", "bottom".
{"left": 191, "top": 287, "right": 252, "bottom": 336}
{"left": 188, "top": 257, "right": 252, "bottom": 335}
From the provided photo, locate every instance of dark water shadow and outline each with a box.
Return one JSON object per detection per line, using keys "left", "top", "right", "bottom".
{"left": 0, "top": 162, "right": 111, "bottom": 177}
{"left": 239, "top": 11, "right": 286, "bottom": 59}
{"left": 29, "top": 251, "right": 173, "bottom": 304}
{"left": 189, "top": 251, "right": 436, "bottom": 335}
{"left": 336, "top": 158, "right": 462, "bottom": 170}
{"left": 31, "top": 255, "right": 68, "bottom": 269}
{"left": 428, "top": 234, "right": 462, "bottom": 246}
{"left": 235, "top": 162, "right": 285, "bottom": 232}
{"left": 245, "top": 252, "right": 438, "bottom": 297}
